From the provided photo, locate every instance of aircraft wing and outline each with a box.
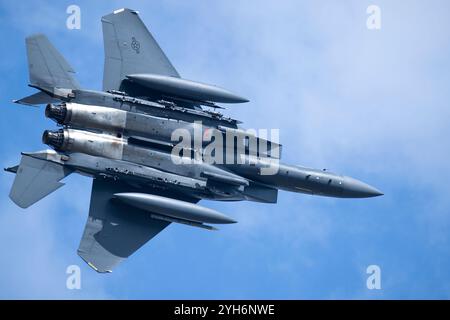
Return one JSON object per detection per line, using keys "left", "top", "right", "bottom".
{"left": 78, "top": 178, "right": 189, "bottom": 273}
{"left": 101, "top": 8, "right": 180, "bottom": 92}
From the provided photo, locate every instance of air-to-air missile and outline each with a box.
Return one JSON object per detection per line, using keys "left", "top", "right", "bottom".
{"left": 5, "top": 8, "right": 382, "bottom": 273}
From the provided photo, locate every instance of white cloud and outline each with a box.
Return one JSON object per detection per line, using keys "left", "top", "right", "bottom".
{"left": 0, "top": 170, "right": 110, "bottom": 299}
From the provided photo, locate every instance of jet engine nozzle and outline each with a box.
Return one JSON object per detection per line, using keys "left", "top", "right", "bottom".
{"left": 42, "top": 129, "right": 65, "bottom": 150}
{"left": 45, "top": 104, "right": 68, "bottom": 124}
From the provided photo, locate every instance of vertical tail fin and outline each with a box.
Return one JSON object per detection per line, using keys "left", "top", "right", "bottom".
{"left": 26, "top": 34, "right": 80, "bottom": 90}
{"left": 101, "top": 8, "right": 179, "bottom": 92}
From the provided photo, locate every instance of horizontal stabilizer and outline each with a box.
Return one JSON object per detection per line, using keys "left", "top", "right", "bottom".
{"left": 9, "top": 154, "right": 71, "bottom": 208}
{"left": 4, "top": 165, "right": 19, "bottom": 174}
{"left": 14, "top": 91, "right": 60, "bottom": 106}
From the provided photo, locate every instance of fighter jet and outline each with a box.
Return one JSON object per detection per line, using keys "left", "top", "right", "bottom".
{"left": 5, "top": 8, "right": 382, "bottom": 273}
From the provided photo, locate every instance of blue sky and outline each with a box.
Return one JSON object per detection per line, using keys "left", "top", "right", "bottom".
{"left": 0, "top": 0, "right": 449, "bottom": 299}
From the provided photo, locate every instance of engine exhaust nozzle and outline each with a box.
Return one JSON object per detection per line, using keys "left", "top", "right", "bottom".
{"left": 45, "top": 104, "right": 67, "bottom": 124}
{"left": 42, "top": 129, "right": 64, "bottom": 150}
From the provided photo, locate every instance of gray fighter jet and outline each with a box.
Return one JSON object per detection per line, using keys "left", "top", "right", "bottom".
{"left": 5, "top": 8, "right": 382, "bottom": 273}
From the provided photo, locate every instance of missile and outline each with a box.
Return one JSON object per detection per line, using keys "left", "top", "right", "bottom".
{"left": 114, "top": 192, "right": 237, "bottom": 224}
{"left": 126, "top": 73, "right": 249, "bottom": 104}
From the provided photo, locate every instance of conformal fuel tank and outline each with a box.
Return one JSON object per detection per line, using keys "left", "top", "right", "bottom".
{"left": 126, "top": 73, "right": 249, "bottom": 104}
{"left": 114, "top": 192, "right": 236, "bottom": 224}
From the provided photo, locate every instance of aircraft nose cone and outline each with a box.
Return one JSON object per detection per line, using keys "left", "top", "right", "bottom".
{"left": 342, "top": 176, "right": 383, "bottom": 198}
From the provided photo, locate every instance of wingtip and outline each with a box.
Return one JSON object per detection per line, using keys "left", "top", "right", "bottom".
{"left": 78, "top": 252, "right": 114, "bottom": 274}
{"left": 112, "top": 8, "right": 139, "bottom": 15}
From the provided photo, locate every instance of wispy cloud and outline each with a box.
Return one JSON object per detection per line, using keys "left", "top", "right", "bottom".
{"left": 0, "top": 172, "right": 111, "bottom": 299}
